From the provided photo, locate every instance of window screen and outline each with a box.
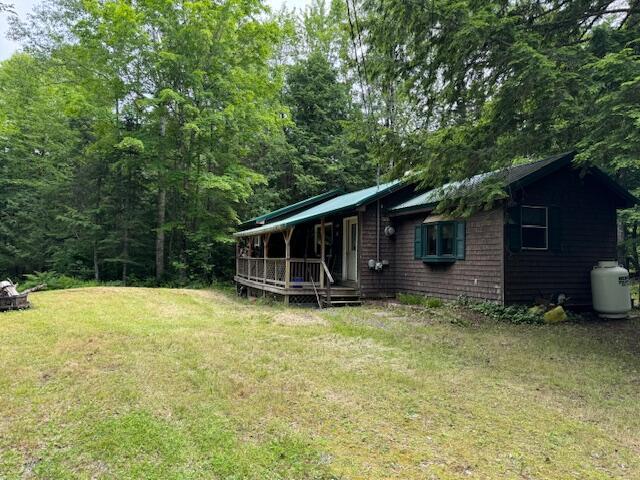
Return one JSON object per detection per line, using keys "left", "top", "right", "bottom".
{"left": 425, "top": 224, "right": 437, "bottom": 256}
{"left": 440, "top": 223, "right": 455, "bottom": 255}
{"left": 521, "top": 206, "right": 548, "bottom": 249}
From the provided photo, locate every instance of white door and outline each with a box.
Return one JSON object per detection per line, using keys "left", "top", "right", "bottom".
{"left": 342, "top": 216, "right": 358, "bottom": 282}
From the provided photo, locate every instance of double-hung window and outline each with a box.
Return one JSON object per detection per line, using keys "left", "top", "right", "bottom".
{"left": 521, "top": 206, "right": 548, "bottom": 250}
{"left": 506, "top": 203, "right": 561, "bottom": 253}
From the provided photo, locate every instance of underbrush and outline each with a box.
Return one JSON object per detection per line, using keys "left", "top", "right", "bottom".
{"left": 18, "top": 271, "right": 230, "bottom": 292}
{"left": 456, "top": 296, "right": 543, "bottom": 325}
{"left": 20, "top": 271, "right": 99, "bottom": 290}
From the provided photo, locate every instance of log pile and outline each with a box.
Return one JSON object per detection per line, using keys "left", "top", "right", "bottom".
{"left": 0, "top": 280, "right": 45, "bottom": 312}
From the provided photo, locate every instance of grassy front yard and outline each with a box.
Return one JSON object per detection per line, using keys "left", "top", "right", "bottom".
{"left": 1, "top": 288, "right": 639, "bottom": 479}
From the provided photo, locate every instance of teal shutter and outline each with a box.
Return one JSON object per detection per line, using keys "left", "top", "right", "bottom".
{"left": 414, "top": 224, "right": 423, "bottom": 259}
{"left": 549, "top": 206, "right": 561, "bottom": 252}
{"left": 506, "top": 204, "right": 521, "bottom": 252}
{"left": 455, "top": 222, "right": 465, "bottom": 259}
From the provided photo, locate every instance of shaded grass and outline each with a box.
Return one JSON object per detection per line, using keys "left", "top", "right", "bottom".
{"left": 396, "top": 292, "right": 444, "bottom": 308}
{"left": 1, "top": 288, "right": 639, "bottom": 479}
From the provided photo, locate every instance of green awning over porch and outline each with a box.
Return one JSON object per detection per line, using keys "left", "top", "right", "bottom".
{"left": 234, "top": 180, "right": 403, "bottom": 238}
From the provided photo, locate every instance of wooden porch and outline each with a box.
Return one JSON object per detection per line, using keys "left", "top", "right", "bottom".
{"left": 234, "top": 223, "right": 360, "bottom": 307}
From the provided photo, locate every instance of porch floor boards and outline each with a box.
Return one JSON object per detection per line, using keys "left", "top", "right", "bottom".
{"left": 235, "top": 276, "right": 361, "bottom": 306}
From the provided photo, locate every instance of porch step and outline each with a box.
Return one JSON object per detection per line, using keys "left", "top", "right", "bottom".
{"left": 323, "top": 299, "right": 362, "bottom": 306}
{"left": 321, "top": 288, "right": 361, "bottom": 307}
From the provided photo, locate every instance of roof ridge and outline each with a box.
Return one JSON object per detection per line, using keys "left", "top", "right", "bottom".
{"left": 503, "top": 151, "right": 574, "bottom": 170}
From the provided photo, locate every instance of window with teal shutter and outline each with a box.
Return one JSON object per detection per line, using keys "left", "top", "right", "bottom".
{"left": 414, "top": 221, "right": 466, "bottom": 263}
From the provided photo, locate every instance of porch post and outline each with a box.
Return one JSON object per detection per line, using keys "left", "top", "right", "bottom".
{"left": 320, "top": 217, "right": 326, "bottom": 289}
{"left": 284, "top": 227, "right": 294, "bottom": 305}
{"left": 235, "top": 238, "right": 240, "bottom": 292}
{"left": 247, "top": 236, "right": 253, "bottom": 280}
{"left": 235, "top": 238, "right": 239, "bottom": 273}
{"left": 263, "top": 233, "right": 270, "bottom": 286}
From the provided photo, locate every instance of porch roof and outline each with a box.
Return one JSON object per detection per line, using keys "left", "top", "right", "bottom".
{"left": 239, "top": 188, "right": 343, "bottom": 228}
{"left": 234, "top": 179, "right": 403, "bottom": 237}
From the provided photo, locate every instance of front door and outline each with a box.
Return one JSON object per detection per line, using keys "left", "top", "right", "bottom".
{"left": 342, "top": 216, "right": 358, "bottom": 282}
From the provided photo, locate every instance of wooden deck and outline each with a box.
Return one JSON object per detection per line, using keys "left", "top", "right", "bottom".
{"left": 235, "top": 256, "right": 360, "bottom": 306}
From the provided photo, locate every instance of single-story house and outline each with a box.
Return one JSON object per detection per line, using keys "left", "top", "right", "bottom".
{"left": 234, "top": 152, "right": 636, "bottom": 307}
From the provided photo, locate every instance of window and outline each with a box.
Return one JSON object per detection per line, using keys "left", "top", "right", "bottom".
{"left": 521, "top": 206, "right": 548, "bottom": 250}
{"left": 414, "top": 221, "right": 465, "bottom": 262}
{"left": 314, "top": 223, "right": 333, "bottom": 256}
{"left": 425, "top": 224, "right": 437, "bottom": 256}
{"left": 440, "top": 223, "right": 455, "bottom": 255}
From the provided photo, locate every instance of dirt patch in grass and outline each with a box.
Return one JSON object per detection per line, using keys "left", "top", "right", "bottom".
{"left": 272, "top": 311, "right": 328, "bottom": 327}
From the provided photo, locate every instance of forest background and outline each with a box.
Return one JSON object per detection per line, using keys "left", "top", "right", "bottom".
{"left": 1, "top": 0, "right": 638, "bottom": 285}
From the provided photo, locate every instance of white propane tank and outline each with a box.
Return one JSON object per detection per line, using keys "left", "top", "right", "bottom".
{"left": 591, "top": 261, "right": 632, "bottom": 318}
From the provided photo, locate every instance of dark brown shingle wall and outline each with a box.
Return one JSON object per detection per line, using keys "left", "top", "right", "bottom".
{"left": 356, "top": 165, "right": 619, "bottom": 305}
{"left": 359, "top": 204, "right": 504, "bottom": 302}
{"left": 358, "top": 204, "right": 397, "bottom": 298}
{"left": 504, "top": 167, "right": 618, "bottom": 305}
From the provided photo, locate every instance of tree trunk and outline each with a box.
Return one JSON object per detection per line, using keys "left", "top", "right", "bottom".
{"left": 155, "top": 188, "right": 166, "bottom": 283}
{"left": 122, "top": 227, "right": 129, "bottom": 286}
{"left": 632, "top": 222, "right": 639, "bottom": 274}
{"left": 122, "top": 169, "right": 130, "bottom": 286}
{"left": 93, "top": 241, "right": 100, "bottom": 282}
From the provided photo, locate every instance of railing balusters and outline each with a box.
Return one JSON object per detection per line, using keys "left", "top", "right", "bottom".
{"left": 236, "top": 258, "right": 325, "bottom": 287}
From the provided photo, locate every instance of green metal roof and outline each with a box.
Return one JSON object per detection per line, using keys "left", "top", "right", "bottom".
{"left": 239, "top": 189, "right": 342, "bottom": 228}
{"left": 390, "top": 171, "right": 495, "bottom": 213}
{"left": 235, "top": 180, "right": 403, "bottom": 237}
{"left": 390, "top": 151, "right": 638, "bottom": 213}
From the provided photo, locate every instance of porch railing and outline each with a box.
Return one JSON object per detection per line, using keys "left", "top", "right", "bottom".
{"left": 236, "top": 257, "right": 322, "bottom": 287}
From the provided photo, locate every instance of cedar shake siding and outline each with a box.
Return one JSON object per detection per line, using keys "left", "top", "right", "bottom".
{"left": 358, "top": 203, "right": 396, "bottom": 298}
{"left": 357, "top": 186, "right": 421, "bottom": 298}
{"left": 391, "top": 208, "right": 504, "bottom": 302}
{"left": 504, "top": 166, "right": 618, "bottom": 305}
{"left": 235, "top": 153, "right": 635, "bottom": 307}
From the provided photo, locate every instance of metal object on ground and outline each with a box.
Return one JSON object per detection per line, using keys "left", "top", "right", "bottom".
{"left": 591, "top": 261, "right": 632, "bottom": 318}
{"left": 0, "top": 279, "right": 45, "bottom": 312}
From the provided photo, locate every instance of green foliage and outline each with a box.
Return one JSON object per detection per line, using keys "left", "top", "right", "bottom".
{"left": 362, "top": 0, "right": 640, "bottom": 215}
{"left": 0, "top": 0, "right": 376, "bottom": 284}
{"left": 397, "top": 293, "right": 443, "bottom": 308}
{"left": 4, "top": 0, "right": 638, "bottom": 285}
{"left": 21, "top": 271, "right": 98, "bottom": 291}
{"left": 248, "top": 0, "right": 375, "bottom": 214}
{"left": 457, "top": 296, "right": 544, "bottom": 325}
{"left": 0, "top": 0, "right": 287, "bottom": 284}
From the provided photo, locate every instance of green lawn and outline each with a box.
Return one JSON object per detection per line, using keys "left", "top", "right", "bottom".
{"left": 1, "top": 288, "right": 639, "bottom": 479}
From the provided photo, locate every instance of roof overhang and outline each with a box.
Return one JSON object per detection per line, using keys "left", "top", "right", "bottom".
{"left": 389, "top": 151, "right": 637, "bottom": 216}
{"left": 234, "top": 180, "right": 406, "bottom": 238}
{"left": 234, "top": 203, "right": 365, "bottom": 237}
{"left": 238, "top": 188, "right": 343, "bottom": 229}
